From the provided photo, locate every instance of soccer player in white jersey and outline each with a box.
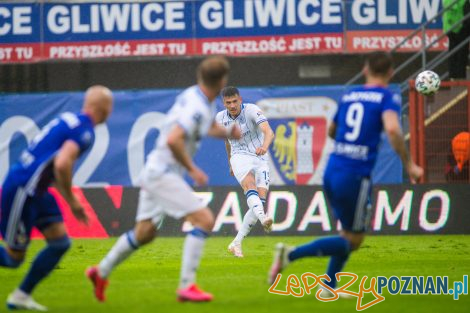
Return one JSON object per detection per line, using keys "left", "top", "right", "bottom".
{"left": 86, "top": 57, "right": 241, "bottom": 303}
{"left": 216, "top": 86, "right": 275, "bottom": 258}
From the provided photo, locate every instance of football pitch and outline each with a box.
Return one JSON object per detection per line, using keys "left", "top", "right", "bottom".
{"left": 1, "top": 235, "right": 469, "bottom": 313}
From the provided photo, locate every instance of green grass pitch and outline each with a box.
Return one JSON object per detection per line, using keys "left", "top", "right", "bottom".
{"left": 1, "top": 235, "right": 469, "bottom": 313}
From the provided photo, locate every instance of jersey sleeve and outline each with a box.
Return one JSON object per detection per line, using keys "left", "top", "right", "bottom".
{"left": 176, "top": 104, "right": 205, "bottom": 136}
{"left": 215, "top": 111, "right": 224, "bottom": 126}
{"left": 247, "top": 104, "right": 268, "bottom": 125}
{"left": 382, "top": 92, "right": 401, "bottom": 114}
{"left": 60, "top": 113, "right": 94, "bottom": 153}
{"left": 69, "top": 125, "right": 94, "bottom": 153}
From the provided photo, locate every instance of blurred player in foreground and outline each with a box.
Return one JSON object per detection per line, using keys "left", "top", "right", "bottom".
{"left": 0, "top": 86, "right": 113, "bottom": 311}
{"left": 87, "top": 56, "right": 241, "bottom": 303}
{"left": 269, "top": 52, "right": 423, "bottom": 291}
{"left": 216, "top": 86, "right": 274, "bottom": 258}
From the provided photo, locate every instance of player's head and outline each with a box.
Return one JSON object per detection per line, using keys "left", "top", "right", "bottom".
{"left": 363, "top": 51, "right": 394, "bottom": 83}
{"left": 197, "top": 56, "right": 230, "bottom": 94}
{"left": 222, "top": 86, "right": 242, "bottom": 117}
{"left": 83, "top": 85, "right": 113, "bottom": 125}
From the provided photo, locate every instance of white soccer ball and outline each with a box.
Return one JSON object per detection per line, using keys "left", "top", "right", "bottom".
{"left": 415, "top": 70, "right": 441, "bottom": 95}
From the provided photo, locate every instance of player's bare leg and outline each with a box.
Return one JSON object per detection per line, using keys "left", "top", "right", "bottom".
{"left": 7, "top": 223, "right": 70, "bottom": 311}
{"left": 177, "top": 208, "right": 214, "bottom": 302}
{"left": 87, "top": 220, "right": 156, "bottom": 302}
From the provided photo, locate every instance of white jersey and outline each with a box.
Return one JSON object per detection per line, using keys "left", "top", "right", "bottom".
{"left": 146, "top": 85, "right": 216, "bottom": 176}
{"left": 215, "top": 103, "right": 268, "bottom": 159}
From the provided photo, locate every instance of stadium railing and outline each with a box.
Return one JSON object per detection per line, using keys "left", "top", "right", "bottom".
{"left": 409, "top": 80, "right": 470, "bottom": 183}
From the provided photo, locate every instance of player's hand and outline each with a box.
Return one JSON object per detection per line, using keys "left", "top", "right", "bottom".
{"left": 69, "top": 196, "right": 89, "bottom": 225}
{"left": 256, "top": 146, "right": 268, "bottom": 155}
{"left": 189, "top": 166, "right": 208, "bottom": 186}
{"left": 230, "top": 167, "right": 234, "bottom": 176}
{"left": 407, "top": 162, "right": 424, "bottom": 184}
{"left": 229, "top": 125, "right": 242, "bottom": 140}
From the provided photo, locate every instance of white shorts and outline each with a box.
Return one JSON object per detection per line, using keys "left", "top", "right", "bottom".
{"left": 136, "top": 168, "right": 209, "bottom": 225}
{"left": 230, "top": 154, "right": 270, "bottom": 189}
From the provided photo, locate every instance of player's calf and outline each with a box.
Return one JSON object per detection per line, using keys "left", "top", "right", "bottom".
{"left": 18, "top": 236, "right": 71, "bottom": 295}
{"left": 134, "top": 220, "right": 157, "bottom": 245}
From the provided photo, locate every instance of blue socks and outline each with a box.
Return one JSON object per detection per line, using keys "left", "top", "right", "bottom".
{"left": 19, "top": 236, "right": 71, "bottom": 294}
{"left": 288, "top": 236, "right": 351, "bottom": 289}
{"left": 326, "top": 254, "right": 350, "bottom": 288}
{"left": 0, "top": 246, "right": 23, "bottom": 268}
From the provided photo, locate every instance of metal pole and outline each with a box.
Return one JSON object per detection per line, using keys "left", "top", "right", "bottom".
{"left": 421, "top": 26, "right": 426, "bottom": 70}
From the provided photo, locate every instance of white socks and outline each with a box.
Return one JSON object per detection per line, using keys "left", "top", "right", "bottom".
{"left": 234, "top": 209, "right": 258, "bottom": 243}
{"left": 179, "top": 228, "right": 208, "bottom": 289}
{"left": 245, "top": 190, "right": 267, "bottom": 222}
{"left": 234, "top": 194, "right": 267, "bottom": 244}
{"left": 99, "top": 230, "right": 139, "bottom": 278}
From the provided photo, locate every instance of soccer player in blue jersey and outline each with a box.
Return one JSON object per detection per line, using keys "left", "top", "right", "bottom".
{"left": 268, "top": 52, "right": 423, "bottom": 291}
{"left": 0, "top": 86, "right": 113, "bottom": 311}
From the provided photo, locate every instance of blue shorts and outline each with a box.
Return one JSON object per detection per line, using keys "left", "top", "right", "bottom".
{"left": 1, "top": 179, "right": 63, "bottom": 250}
{"left": 323, "top": 165, "right": 372, "bottom": 233}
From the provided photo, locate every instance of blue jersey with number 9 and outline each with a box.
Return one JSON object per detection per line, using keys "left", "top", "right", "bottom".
{"left": 328, "top": 86, "right": 401, "bottom": 176}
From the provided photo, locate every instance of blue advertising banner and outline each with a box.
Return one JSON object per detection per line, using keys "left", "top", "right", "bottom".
{"left": 0, "top": 85, "right": 402, "bottom": 187}
{"left": 0, "top": 0, "right": 446, "bottom": 63}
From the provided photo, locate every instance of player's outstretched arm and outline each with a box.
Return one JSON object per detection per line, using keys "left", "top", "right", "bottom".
{"left": 256, "top": 121, "right": 275, "bottom": 155}
{"left": 382, "top": 110, "right": 423, "bottom": 183}
{"left": 54, "top": 140, "right": 89, "bottom": 224}
{"left": 208, "top": 121, "right": 241, "bottom": 140}
{"left": 167, "top": 125, "right": 208, "bottom": 186}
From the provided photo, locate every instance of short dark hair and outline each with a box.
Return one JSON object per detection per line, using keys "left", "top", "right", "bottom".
{"left": 197, "top": 56, "right": 230, "bottom": 88}
{"left": 366, "top": 52, "right": 393, "bottom": 76}
{"left": 221, "top": 86, "right": 240, "bottom": 98}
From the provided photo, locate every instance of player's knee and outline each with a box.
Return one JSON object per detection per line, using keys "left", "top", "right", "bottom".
{"left": 196, "top": 212, "right": 214, "bottom": 232}
{"left": 205, "top": 211, "right": 215, "bottom": 230}
{"left": 241, "top": 175, "right": 256, "bottom": 191}
{"left": 341, "top": 231, "right": 364, "bottom": 251}
{"left": 48, "top": 236, "right": 71, "bottom": 255}
{"left": 350, "top": 241, "right": 362, "bottom": 251}
{"left": 348, "top": 236, "right": 364, "bottom": 251}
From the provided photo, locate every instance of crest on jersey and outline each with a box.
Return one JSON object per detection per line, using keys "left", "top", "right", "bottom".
{"left": 81, "top": 131, "right": 93, "bottom": 145}
{"left": 257, "top": 97, "right": 338, "bottom": 185}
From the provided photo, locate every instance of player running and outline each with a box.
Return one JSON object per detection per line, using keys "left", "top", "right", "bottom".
{"left": 86, "top": 56, "right": 241, "bottom": 303}
{"left": 0, "top": 86, "right": 113, "bottom": 311}
{"left": 268, "top": 52, "right": 423, "bottom": 291}
{"left": 216, "top": 86, "right": 274, "bottom": 258}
